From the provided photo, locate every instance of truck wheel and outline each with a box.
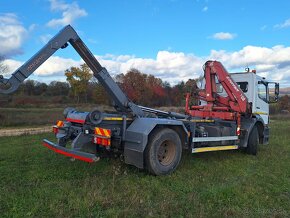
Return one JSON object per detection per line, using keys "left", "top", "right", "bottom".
{"left": 145, "top": 128, "right": 182, "bottom": 175}
{"left": 246, "top": 125, "right": 259, "bottom": 155}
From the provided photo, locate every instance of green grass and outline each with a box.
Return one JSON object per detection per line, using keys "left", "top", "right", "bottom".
{"left": 0, "top": 108, "right": 64, "bottom": 127}
{"left": 0, "top": 120, "right": 290, "bottom": 217}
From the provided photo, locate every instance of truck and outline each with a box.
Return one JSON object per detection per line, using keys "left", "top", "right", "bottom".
{"left": 0, "top": 25, "right": 279, "bottom": 175}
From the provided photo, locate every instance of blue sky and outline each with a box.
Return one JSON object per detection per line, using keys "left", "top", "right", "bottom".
{"left": 1, "top": 0, "right": 290, "bottom": 86}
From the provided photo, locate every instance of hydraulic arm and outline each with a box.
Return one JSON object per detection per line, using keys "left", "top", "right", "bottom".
{"left": 199, "top": 60, "right": 249, "bottom": 113}
{"left": 185, "top": 61, "right": 251, "bottom": 132}
{"left": 0, "top": 25, "right": 144, "bottom": 116}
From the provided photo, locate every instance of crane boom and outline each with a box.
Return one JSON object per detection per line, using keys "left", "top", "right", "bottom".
{"left": 0, "top": 25, "right": 144, "bottom": 116}
{"left": 185, "top": 61, "right": 251, "bottom": 131}
{"left": 201, "top": 60, "right": 249, "bottom": 113}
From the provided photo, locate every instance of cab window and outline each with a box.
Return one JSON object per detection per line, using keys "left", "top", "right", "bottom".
{"left": 237, "top": 82, "right": 248, "bottom": 93}
{"left": 258, "top": 82, "right": 267, "bottom": 102}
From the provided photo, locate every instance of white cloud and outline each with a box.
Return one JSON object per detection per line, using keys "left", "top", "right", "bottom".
{"left": 46, "top": 0, "right": 88, "bottom": 28}
{"left": 1, "top": 59, "right": 22, "bottom": 76}
{"left": 49, "top": 0, "right": 70, "bottom": 11}
{"left": 274, "top": 18, "right": 290, "bottom": 29}
{"left": 3, "top": 56, "right": 81, "bottom": 77}
{"left": 0, "top": 13, "right": 28, "bottom": 57}
{"left": 202, "top": 6, "right": 208, "bottom": 12}
{"left": 35, "top": 56, "right": 81, "bottom": 76}
{"left": 208, "top": 45, "right": 290, "bottom": 85}
{"left": 211, "top": 32, "right": 236, "bottom": 40}
{"left": 3, "top": 45, "right": 290, "bottom": 87}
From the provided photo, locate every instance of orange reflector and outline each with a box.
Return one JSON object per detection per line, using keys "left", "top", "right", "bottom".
{"left": 95, "top": 127, "right": 111, "bottom": 137}
{"left": 94, "top": 127, "right": 111, "bottom": 147}
{"left": 56, "top": 120, "right": 64, "bottom": 127}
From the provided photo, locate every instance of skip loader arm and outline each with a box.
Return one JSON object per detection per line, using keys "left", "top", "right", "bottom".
{"left": 0, "top": 25, "right": 144, "bottom": 116}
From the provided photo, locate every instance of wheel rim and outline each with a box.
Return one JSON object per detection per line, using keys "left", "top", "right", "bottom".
{"left": 157, "top": 140, "right": 176, "bottom": 166}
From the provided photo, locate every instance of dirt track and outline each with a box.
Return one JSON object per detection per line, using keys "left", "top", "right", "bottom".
{"left": 0, "top": 126, "right": 51, "bottom": 137}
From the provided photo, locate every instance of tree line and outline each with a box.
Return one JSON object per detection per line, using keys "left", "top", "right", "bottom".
{"left": 0, "top": 62, "right": 289, "bottom": 113}
{"left": 0, "top": 63, "right": 198, "bottom": 107}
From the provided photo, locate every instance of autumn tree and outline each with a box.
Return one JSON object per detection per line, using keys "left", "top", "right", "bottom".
{"left": 278, "top": 95, "right": 290, "bottom": 111}
{"left": 21, "top": 80, "right": 36, "bottom": 96}
{"left": 116, "top": 68, "right": 199, "bottom": 107}
{"left": 47, "top": 81, "right": 70, "bottom": 96}
{"left": 170, "top": 81, "right": 185, "bottom": 106}
{"left": 184, "top": 79, "right": 198, "bottom": 106}
{"left": 92, "top": 82, "right": 111, "bottom": 105}
{"left": 120, "top": 68, "right": 147, "bottom": 103}
{"left": 87, "top": 76, "right": 111, "bottom": 105}
{"left": 117, "top": 68, "right": 168, "bottom": 106}
{"left": 65, "top": 63, "right": 92, "bottom": 103}
{"left": 147, "top": 74, "right": 165, "bottom": 106}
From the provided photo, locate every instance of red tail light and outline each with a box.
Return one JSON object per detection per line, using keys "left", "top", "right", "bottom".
{"left": 52, "top": 126, "right": 59, "bottom": 134}
{"left": 94, "top": 137, "right": 111, "bottom": 146}
{"left": 236, "top": 126, "right": 241, "bottom": 136}
{"left": 93, "top": 127, "right": 112, "bottom": 147}
{"left": 53, "top": 120, "right": 64, "bottom": 134}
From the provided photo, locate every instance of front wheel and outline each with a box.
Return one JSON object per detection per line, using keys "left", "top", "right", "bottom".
{"left": 246, "top": 125, "right": 259, "bottom": 155}
{"left": 145, "top": 128, "right": 182, "bottom": 175}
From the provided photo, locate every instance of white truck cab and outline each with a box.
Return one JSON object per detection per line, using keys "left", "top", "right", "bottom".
{"left": 199, "top": 70, "right": 279, "bottom": 126}
{"left": 198, "top": 68, "right": 279, "bottom": 155}
{"left": 231, "top": 71, "right": 279, "bottom": 125}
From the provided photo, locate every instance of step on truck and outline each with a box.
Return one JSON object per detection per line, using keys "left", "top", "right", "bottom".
{"left": 0, "top": 25, "right": 279, "bottom": 175}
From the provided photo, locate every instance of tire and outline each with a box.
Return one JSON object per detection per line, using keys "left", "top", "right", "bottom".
{"left": 88, "top": 109, "right": 103, "bottom": 125}
{"left": 246, "top": 125, "right": 259, "bottom": 155}
{"left": 145, "top": 128, "right": 182, "bottom": 175}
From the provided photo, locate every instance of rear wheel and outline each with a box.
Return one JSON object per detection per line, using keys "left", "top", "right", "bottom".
{"left": 145, "top": 128, "right": 182, "bottom": 175}
{"left": 246, "top": 125, "right": 259, "bottom": 155}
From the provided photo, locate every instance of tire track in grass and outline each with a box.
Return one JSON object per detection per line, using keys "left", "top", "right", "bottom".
{"left": 0, "top": 126, "right": 51, "bottom": 137}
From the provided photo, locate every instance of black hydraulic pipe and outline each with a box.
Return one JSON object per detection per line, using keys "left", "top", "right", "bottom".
{"left": 138, "top": 105, "right": 187, "bottom": 119}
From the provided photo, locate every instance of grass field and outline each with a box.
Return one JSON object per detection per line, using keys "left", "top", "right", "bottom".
{"left": 0, "top": 120, "right": 289, "bottom": 217}
{"left": 0, "top": 108, "right": 64, "bottom": 127}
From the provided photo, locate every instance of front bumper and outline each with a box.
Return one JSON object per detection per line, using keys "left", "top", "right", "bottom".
{"left": 42, "top": 139, "right": 100, "bottom": 163}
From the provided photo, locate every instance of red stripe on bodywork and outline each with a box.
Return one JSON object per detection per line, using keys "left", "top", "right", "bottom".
{"left": 66, "top": 118, "right": 85, "bottom": 124}
{"left": 42, "top": 141, "right": 94, "bottom": 163}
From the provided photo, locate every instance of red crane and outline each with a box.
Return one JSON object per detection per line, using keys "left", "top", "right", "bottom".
{"left": 185, "top": 60, "right": 251, "bottom": 135}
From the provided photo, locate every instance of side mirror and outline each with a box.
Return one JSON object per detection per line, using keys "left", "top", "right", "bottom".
{"left": 268, "top": 82, "right": 279, "bottom": 103}
{"left": 275, "top": 83, "right": 279, "bottom": 96}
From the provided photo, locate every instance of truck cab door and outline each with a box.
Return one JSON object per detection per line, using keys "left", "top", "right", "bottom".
{"left": 254, "top": 81, "right": 269, "bottom": 124}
